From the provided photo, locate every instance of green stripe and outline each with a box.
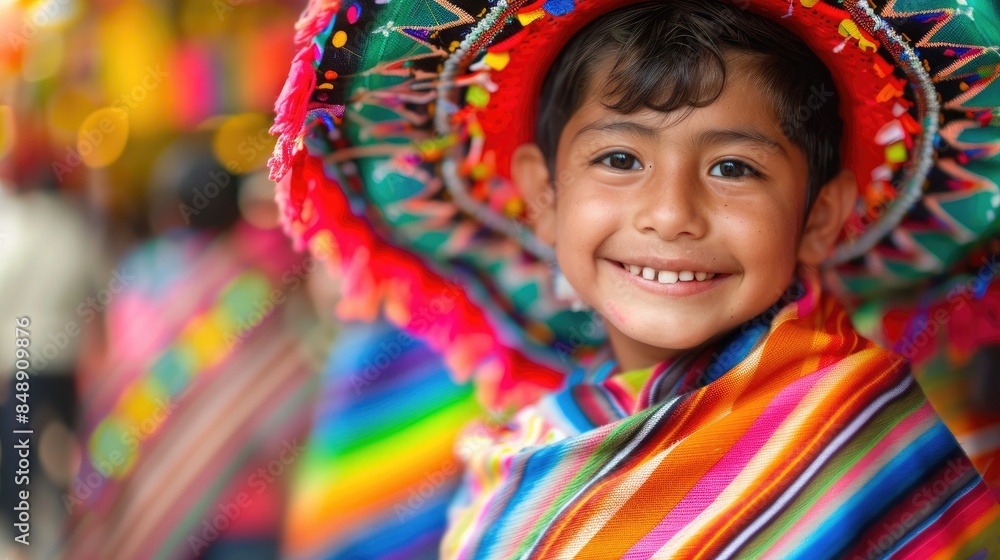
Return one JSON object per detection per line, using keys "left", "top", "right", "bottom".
{"left": 512, "top": 404, "right": 661, "bottom": 558}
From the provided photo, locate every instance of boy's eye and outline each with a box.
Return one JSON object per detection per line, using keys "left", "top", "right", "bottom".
{"left": 599, "top": 152, "right": 641, "bottom": 171}
{"left": 709, "top": 160, "right": 758, "bottom": 178}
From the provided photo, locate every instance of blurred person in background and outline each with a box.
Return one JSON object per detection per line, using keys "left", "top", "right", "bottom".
{"left": 2, "top": 0, "right": 318, "bottom": 557}
{"left": 61, "top": 133, "right": 325, "bottom": 560}
{"left": 0, "top": 177, "right": 111, "bottom": 560}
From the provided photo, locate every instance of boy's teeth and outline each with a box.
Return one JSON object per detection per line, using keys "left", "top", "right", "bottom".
{"left": 657, "top": 270, "right": 679, "bottom": 284}
{"left": 619, "top": 262, "right": 717, "bottom": 283}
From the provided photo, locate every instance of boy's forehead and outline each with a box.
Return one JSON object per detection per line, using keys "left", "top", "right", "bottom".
{"left": 576, "top": 51, "right": 787, "bottom": 138}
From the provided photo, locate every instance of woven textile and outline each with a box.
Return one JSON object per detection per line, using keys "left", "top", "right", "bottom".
{"left": 442, "top": 269, "right": 1000, "bottom": 559}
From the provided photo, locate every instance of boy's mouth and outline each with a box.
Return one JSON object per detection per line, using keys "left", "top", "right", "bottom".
{"left": 612, "top": 260, "right": 723, "bottom": 285}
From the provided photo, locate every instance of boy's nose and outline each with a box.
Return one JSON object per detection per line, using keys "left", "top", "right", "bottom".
{"left": 632, "top": 167, "right": 709, "bottom": 241}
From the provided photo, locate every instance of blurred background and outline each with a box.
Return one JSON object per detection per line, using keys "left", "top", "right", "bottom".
{"left": 0, "top": 1, "right": 336, "bottom": 558}
{"left": 0, "top": 3, "right": 475, "bottom": 559}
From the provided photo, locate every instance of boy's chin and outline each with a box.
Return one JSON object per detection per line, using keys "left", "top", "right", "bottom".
{"left": 635, "top": 333, "right": 716, "bottom": 354}
{"left": 605, "top": 317, "right": 720, "bottom": 360}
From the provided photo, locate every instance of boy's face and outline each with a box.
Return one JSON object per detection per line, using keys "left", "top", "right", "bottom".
{"left": 516, "top": 60, "right": 835, "bottom": 370}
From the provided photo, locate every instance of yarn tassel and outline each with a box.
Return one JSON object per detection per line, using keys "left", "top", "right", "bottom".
{"left": 268, "top": 0, "right": 340, "bottom": 182}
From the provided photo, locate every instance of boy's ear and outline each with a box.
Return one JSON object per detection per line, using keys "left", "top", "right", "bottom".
{"left": 510, "top": 143, "right": 557, "bottom": 246}
{"left": 797, "top": 168, "right": 858, "bottom": 266}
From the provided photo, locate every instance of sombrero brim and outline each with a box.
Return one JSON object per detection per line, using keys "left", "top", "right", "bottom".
{"left": 269, "top": 0, "right": 1000, "bottom": 408}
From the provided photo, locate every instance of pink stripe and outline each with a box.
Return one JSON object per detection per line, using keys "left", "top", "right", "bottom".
{"left": 768, "top": 399, "right": 935, "bottom": 553}
{"left": 622, "top": 367, "right": 827, "bottom": 560}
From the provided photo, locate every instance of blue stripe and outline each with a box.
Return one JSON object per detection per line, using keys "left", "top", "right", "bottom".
{"left": 594, "top": 360, "right": 616, "bottom": 382}
{"left": 786, "top": 420, "right": 960, "bottom": 559}
{"left": 476, "top": 442, "right": 568, "bottom": 557}
{"left": 554, "top": 387, "right": 599, "bottom": 432}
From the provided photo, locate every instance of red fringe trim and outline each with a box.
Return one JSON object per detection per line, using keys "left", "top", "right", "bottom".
{"left": 276, "top": 150, "right": 564, "bottom": 412}
{"left": 268, "top": 0, "right": 339, "bottom": 183}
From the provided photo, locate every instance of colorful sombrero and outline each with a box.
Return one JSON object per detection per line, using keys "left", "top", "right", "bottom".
{"left": 268, "top": 0, "right": 1000, "bottom": 409}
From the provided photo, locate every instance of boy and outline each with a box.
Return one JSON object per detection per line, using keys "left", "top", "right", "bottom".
{"left": 267, "top": 0, "right": 1000, "bottom": 557}
{"left": 437, "top": 4, "right": 1000, "bottom": 557}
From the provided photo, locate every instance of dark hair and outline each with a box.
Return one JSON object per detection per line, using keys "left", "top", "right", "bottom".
{"left": 536, "top": 0, "right": 842, "bottom": 212}
{"left": 149, "top": 134, "right": 242, "bottom": 233}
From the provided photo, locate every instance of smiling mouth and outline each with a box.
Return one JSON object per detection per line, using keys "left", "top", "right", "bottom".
{"left": 612, "top": 260, "right": 724, "bottom": 285}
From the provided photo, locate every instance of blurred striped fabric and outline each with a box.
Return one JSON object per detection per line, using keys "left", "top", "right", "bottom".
{"left": 64, "top": 221, "right": 321, "bottom": 560}
{"left": 864, "top": 269, "right": 1000, "bottom": 500}
{"left": 281, "top": 319, "right": 483, "bottom": 560}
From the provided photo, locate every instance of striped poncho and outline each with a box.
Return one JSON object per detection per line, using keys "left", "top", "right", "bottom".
{"left": 443, "top": 270, "right": 1000, "bottom": 559}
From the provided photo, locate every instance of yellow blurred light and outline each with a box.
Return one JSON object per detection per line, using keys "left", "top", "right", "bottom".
{"left": 116, "top": 379, "right": 168, "bottom": 433}
{"left": 0, "top": 105, "right": 14, "bottom": 160}
{"left": 212, "top": 113, "right": 275, "bottom": 175}
{"left": 0, "top": 0, "right": 20, "bottom": 20}
{"left": 77, "top": 107, "right": 129, "bottom": 168}
{"left": 99, "top": 1, "right": 172, "bottom": 136}
{"left": 20, "top": 29, "right": 62, "bottom": 82}
{"left": 46, "top": 88, "right": 97, "bottom": 138}
{"left": 178, "top": 312, "right": 229, "bottom": 369}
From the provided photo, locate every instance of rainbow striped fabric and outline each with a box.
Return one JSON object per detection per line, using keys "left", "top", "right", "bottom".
{"left": 282, "top": 319, "right": 483, "bottom": 559}
{"left": 443, "top": 270, "right": 1000, "bottom": 559}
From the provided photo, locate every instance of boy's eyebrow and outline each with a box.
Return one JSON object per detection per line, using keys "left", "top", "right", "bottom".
{"left": 573, "top": 120, "right": 660, "bottom": 142}
{"left": 699, "top": 128, "right": 790, "bottom": 160}
{"left": 573, "top": 121, "right": 791, "bottom": 159}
